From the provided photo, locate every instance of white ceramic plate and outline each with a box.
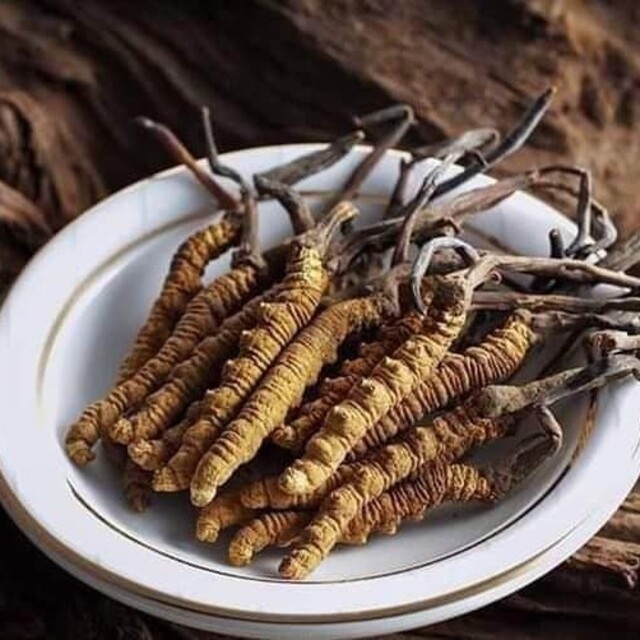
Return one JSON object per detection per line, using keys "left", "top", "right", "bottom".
{"left": 0, "top": 145, "right": 639, "bottom": 639}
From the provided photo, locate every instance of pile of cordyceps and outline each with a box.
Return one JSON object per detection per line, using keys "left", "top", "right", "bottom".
{"left": 65, "top": 88, "right": 640, "bottom": 579}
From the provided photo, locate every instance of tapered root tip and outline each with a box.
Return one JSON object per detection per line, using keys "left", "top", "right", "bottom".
{"left": 196, "top": 519, "right": 221, "bottom": 544}
{"left": 190, "top": 482, "right": 218, "bottom": 507}
{"left": 279, "top": 549, "right": 314, "bottom": 580}
{"left": 65, "top": 441, "right": 96, "bottom": 466}
{"left": 228, "top": 539, "right": 254, "bottom": 566}
{"left": 278, "top": 467, "right": 313, "bottom": 496}
{"left": 125, "top": 490, "right": 151, "bottom": 513}
{"left": 109, "top": 418, "right": 135, "bottom": 445}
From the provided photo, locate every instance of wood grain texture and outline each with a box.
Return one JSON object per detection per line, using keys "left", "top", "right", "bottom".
{"left": 1, "top": 0, "right": 639, "bottom": 637}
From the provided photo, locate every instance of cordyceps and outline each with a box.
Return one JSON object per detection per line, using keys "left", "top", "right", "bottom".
{"left": 111, "top": 136, "right": 370, "bottom": 450}
{"left": 275, "top": 238, "right": 491, "bottom": 498}
{"left": 269, "top": 310, "right": 428, "bottom": 451}
{"left": 343, "top": 164, "right": 627, "bottom": 459}
{"left": 270, "top": 167, "right": 551, "bottom": 453}
{"left": 228, "top": 434, "right": 555, "bottom": 565}
{"left": 117, "top": 118, "right": 242, "bottom": 383}
{"left": 149, "top": 107, "right": 421, "bottom": 495}
{"left": 347, "top": 311, "right": 535, "bottom": 458}
{"left": 340, "top": 434, "right": 554, "bottom": 544}
{"left": 279, "top": 355, "right": 640, "bottom": 579}
{"left": 65, "top": 117, "right": 365, "bottom": 465}
{"left": 112, "top": 286, "right": 269, "bottom": 454}
{"left": 64, "top": 127, "right": 242, "bottom": 464}
{"left": 154, "top": 201, "right": 358, "bottom": 497}
{"left": 188, "top": 132, "right": 505, "bottom": 506}
{"left": 270, "top": 125, "right": 522, "bottom": 494}
{"left": 188, "top": 292, "right": 397, "bottom": 506}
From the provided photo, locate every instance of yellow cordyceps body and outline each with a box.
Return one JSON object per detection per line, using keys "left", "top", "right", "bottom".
{"left": 239, "top": 464, "right": 356, "bottom": 510}
{"left": 349, "top": 312, "right": 535, "bottom": 458}
{"left": 123, "top": 459, "right": 153, "bottom": 513}
{"left": 228, "top": 462, "right": 495, "bottom": 565}
{"left": 228, "top": 463, "right": 495, "bottom": 565}
{"left": 127, "top": 397, "right": 203, "bottom": 470}
{"left": 189, "top": 294, "right": 394, "bottom": 506}
{"left": 118, "top": 217, "right": 242, "bottom": 382}
{"left": 229, "top": 511, "right": 312, "bottom": 566}
{"left": 271, "top": 308, "right": 428, "bottom": 451}
{"left": 127, "top": 420, "right": 187, "bottom": 471}
{"left": 195, "top": 488, "right": 256, "bottom": 544}
{"left": 279, "top": 403, "right": 512, "bottom": 579}
{"left": 278, "top": 277, "right": 470, "bottom": 496}
{"left": 67, "top": 264, "right": 264, "bottom": 462}
{"left": 151, "top": 237, "right": 332, "bottom": 496}
{"left": 341, "top": 462, "right": 495, "bottom": 544}
{"left": 115, "top": 290, "right": 268, "bottom": 460}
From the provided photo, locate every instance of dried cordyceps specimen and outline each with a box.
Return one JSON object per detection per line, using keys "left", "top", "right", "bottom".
{"left": 66, "top": 115, "right": 368, "bottom": 465}
{"left": 117, "top": 118, "right": 241, "bottom": 382}
{"left": 121, "top": 287, "right": 270, "bottom": 454}
{"left": 342, "top": 433, "right": 554, "bottom": 544}
{"left": 153, "top": 202, "right": 357, "bottom": 495}
{"left": 195, "top": 488, "right": 255, "bottom": 544}
{"left": 272, "top": 166, "right": 551, "bottom": 453}
{"left": 189, "top": 294, "right": 396, "bottom": 505}
{"left": 228, "top": 510, "right": 312, "bottom": 566}
{"left": 340, "top": 462, "right": 494, "bottom": 543}
{"left": 277, "top": 239, "right": 488, "bottom": 497}
{"left": 279, "top": 405, "right": 510, "bottom": 578}
{"left": 123, "top": 459, "right": 153, "bottom": 513}
{"left": 270, "top": 309, "right": 428, "bottom": 450}
{"left": 64, "top": 124, "right": 243, "bottom": 464}
{"left": 280, "top": 355, "right": 640, "bottom": 578}
{"left": 63, "top": 218, "right": 246, "bottom": 463}
{"left": 230, "top": 434, "right": 554, "bottom": 564}
{"left": 191, "top": 148, "right": 488, "bottom": 506}
{"left": 188, "top": 202, "right": 359, "bottom": 506}
{"left": 107, "top": 129, "right": 369, "bottom": 447}
{"left": 348, "top": 311, "right": 535, "bottom": 458}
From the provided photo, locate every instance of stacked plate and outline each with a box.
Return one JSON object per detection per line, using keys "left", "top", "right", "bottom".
{"left": 1, "top": 145, "right": 638, "bottom": 639}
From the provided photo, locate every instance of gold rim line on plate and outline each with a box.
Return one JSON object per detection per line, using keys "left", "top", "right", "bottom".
{"left": 0, "top": 182, "right": 605, "bottom": 624}
{"left": 0, "top": 469, "right": 584, "bottom": 624}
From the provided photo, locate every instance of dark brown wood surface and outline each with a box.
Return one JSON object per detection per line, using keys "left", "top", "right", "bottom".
{"left": 1, "top": 1, "right": 640, "bottom": 638}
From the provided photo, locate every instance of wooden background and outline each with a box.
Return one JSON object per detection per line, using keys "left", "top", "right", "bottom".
{"left": 1, "top": 1, "right": 640, "bottom": 638}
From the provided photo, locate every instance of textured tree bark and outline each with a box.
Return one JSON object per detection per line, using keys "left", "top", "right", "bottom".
{"left": 1, "top": 0, "right": 640, "bottom": 637}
